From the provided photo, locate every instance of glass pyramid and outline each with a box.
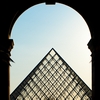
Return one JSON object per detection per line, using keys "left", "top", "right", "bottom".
{"left": 10, "top": 48, "right": 92, "bottom": 100}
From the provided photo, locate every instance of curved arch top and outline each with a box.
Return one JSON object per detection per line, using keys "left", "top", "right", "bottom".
{"left": 4, "top": 1, "right": 98, "bottom": 38}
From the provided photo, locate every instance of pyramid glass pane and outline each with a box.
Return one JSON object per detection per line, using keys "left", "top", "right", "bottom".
{"left": 10, "top": 48, "right": 92, "bottom": 100}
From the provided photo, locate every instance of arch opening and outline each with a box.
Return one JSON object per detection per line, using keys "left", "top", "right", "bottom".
{"left": 10, "top": 2, "right": 91, "bottom": 94}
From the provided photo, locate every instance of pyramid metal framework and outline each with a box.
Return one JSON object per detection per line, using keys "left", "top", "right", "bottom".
{"left": 10, "top": 48, "right": 92, "bottom": 100}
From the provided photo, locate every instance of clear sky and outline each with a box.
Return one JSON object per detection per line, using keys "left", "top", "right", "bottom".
{"left": 10, "top": 3, "right": 92, "bottom": 93}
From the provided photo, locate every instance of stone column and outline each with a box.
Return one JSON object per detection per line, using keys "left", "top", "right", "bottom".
{"left": 88, "top": 38, "right": 100, "bottom": 100}
{"left": 0, "top": 39, "right": 14, "bottom": 100}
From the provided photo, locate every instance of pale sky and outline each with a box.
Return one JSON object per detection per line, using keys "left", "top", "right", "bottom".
{"left": 10, "top": 3, "right": 92, "bottom": 94}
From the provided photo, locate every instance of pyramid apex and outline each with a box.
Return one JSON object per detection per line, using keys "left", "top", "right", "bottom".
{"left": 50, "top": 48, "right": 57, "bottom": 52}
{"left": 49, "top": 48, "right": 57, "bottom": 56}
{"left": 51, "top": 48, "right": 55, "bottom": 50}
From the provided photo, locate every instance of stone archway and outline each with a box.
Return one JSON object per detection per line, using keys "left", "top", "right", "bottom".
{"left": 0, "top": 1, "right": 99, "bottom": 100}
